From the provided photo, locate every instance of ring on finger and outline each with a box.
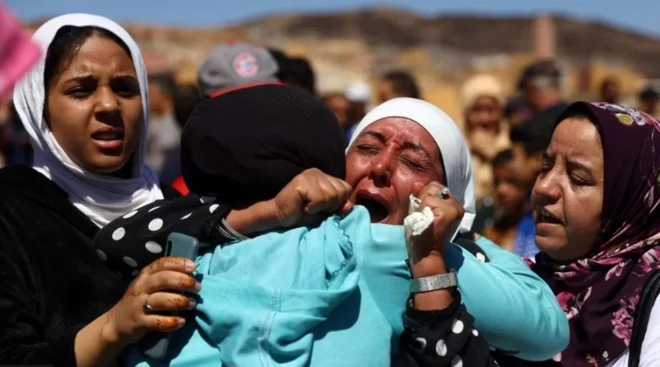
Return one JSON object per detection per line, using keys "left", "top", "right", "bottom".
{"left": 438, "top": 187, "right": 451, "bottom": 199}
{"left": 144, "top": 294, "right": 155, "bottom": 313}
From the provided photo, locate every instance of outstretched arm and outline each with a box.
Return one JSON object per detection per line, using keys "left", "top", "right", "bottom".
{"left": 445, "top": 234, "right": 568, "bottom": 361}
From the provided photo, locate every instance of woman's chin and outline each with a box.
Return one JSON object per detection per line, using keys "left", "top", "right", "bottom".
{"left": 534, "top": 235, "right": 571, "bottom": 261}
{"left": 81, "top": 157, "right": 130, "bottom": 176}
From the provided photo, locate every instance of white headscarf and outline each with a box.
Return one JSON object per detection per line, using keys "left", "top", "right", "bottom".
{"left": 13, "top": 14, "right": 163, "bottom": 227}
{"left": 347, "top": 98, "right": 476, "bottom": 234}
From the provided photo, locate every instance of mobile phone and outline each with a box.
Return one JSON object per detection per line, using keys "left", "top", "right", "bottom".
{"left": 139, "top": 233, "right": 200, "bottom": 360}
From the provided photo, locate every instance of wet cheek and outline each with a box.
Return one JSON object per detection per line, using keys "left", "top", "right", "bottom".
{"left": 345, "top": 160, "right": 370, "bottom": 186}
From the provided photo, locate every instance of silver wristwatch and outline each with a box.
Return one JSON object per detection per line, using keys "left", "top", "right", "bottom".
{"left": 410, "top": 269, "right": 457, "bottom": 293}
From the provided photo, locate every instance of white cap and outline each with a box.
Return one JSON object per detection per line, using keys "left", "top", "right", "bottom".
{"left": 345, "top": 81, "right": 371, "bottom": 102}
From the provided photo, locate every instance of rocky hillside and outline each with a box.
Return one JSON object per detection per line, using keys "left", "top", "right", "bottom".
{"left": 25, "top": 8, "right": 660, "bottom": 120}
{"left": 237, "top": 9, "right": 660, "bottom": 75}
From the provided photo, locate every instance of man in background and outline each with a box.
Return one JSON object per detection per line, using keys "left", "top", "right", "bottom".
{"left": 377, "top": 70, "right": 420, "bottom": 103}
{"left": 519, "top": 60, "right": 568, "bottom": 129}
{"left": 268, "top": 49, "right": 316, "bottom": 96}
{"left": 638, "top": 86, "right": 659, "bottom": 117}
{"left": 283, "top": 57, "right": 317, "bottom": 96}
{"left": 146, "top": 73, "right": 180, "bottom": 173}
{"left": 600, "top": 77, "right": 620, "bottom": 104}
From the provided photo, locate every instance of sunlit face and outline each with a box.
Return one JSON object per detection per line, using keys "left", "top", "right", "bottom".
{"left": 345, "top": 117, "right": 444, "bottom": 224}
{"left": 466, "top": 95, "right": 502, "bottom": 133}
{"left": 531, "top": 117, "right": 604, "bottom": 261}
{"left": 45, "top": 35, "right": 142, "bottom": 175}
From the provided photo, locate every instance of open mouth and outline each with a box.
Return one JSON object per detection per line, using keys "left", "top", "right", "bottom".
{"left": 536, "top": 208, "right": 562, "bottom": 225}
{"left": 92, "top": 129, "right": 124, "bottom": 141}
{"left": 355, "top": 193, "right": 390, "bottom": 223}
{"left": 91, "top": 127, "right": 125, "bottom": 151}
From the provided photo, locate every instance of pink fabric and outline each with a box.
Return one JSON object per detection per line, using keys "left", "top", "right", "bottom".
{"left": 0, "top": 4, "right": 40, "bottom": 99}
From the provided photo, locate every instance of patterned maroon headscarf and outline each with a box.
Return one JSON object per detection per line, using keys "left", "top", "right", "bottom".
{"left": 531, "top": 102, "right": 660, "bottom": 366}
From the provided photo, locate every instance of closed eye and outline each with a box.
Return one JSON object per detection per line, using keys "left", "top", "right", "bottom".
{"left": 357, "top": 144, "right": 380, "bottom": 155}
{"left": 402, "top": 157, "right": 424, "bottom": 171}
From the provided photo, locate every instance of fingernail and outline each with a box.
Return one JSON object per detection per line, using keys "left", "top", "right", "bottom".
{"left": 177, "top": 318, "right": 186, "bottom": 328}
{"left": 187, "top": 297, "right": 197, "bottom": 310}
{"left": 185, "top": 260, "right": 196, "bottom": 272}
{"left": 194, "top": 281, "right": 202, "bottom": 292}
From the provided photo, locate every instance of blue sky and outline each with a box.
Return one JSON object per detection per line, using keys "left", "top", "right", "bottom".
{"left": 7, "top": 0, "right": 660, "bottom": 36}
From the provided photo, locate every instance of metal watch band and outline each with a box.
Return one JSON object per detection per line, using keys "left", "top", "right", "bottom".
{"left": 410, "top": 270, "right": 457, "bottom": 293}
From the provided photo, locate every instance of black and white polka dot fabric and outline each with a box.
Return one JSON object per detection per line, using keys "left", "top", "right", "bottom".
{"left": 93, "top": 194, "right": 233, "bottom": 278}
{"left": 401, "top": 293, "right": 499, "bottom": 367}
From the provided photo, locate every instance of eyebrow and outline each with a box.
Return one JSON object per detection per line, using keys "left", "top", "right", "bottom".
{"left": 543, "top": 152, "right": 594, "bottom": 176}
{"left": 113, "top": 75, "right": 139, "bottom": 84}
{"left": 566, "top": 159, "right": 594, "bottom": 176}
{"left": 360, "top": 130, "right": 386, "bottom": 142}
{"left": 359, "top": 130, "right": 432, "bottom": 160}
{"left": 402, "top": 141, "right": 432, "bottom": 161}
{"left": 63, "top": 75, "right": 96, "bottom": 84}
{"left": 63, "top": 74, "right": 138, "bottom": 84}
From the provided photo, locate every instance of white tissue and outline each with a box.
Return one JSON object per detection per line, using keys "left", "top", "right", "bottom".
{"left": 403, "top": 195, "right": 434, "bottom": 236}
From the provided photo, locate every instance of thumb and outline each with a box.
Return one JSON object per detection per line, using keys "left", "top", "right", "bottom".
{"left": 340, "top": 200, "right": 353, "bottom": 214}
{"left": 412, "top": 181, "right": 426, "bottom": 198}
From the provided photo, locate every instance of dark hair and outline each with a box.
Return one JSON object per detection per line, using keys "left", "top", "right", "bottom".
{"left": 284, "top": 57, "right": 316, "bottom": 96}
{"left": 149, "top": 73, "right": 177, "bottom": 97}
{"left": 383, "top": 70, "right": 420, "bottom": 99}
{"left": 640, "top": 87, "right": 659, "bottom": 101}
{"left": 173, "top": 84, "right": 201, "bottom": 129}
{"left": 518, "top": 60, "right": 561, "bottom": 90}
{"left": 601, "top": 77, "right": 619, "bottom": 93}
{"left": 44, "top": 26, "right": 132, "bottom": 90}
{"left": 491, "top": 149, "right": 513, "bottom": 167}
{"left": 268, "top": 48, "right": 291, "bottom": 81}
{"left": 503, "top": 96, "right": 526, "bottom": 119}
{"left": 510, "top": 120, "right": 554, "bottom": 156}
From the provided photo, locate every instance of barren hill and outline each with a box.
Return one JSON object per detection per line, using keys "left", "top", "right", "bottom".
{"left": 26, "top": 8, "right": 660, "bottom": 119}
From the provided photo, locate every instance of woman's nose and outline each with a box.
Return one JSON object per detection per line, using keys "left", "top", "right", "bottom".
{"left": 370, "top": 153, "right": 393, "bottom": 187}
{"left": 95, "top": 87, "right": 120, "bottom": 114}
{"left": 533, "top": 171, "right": 561, "bottom": 203}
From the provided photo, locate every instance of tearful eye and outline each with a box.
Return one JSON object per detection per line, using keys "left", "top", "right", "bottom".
{"left": 357, "top": 145, "right": 380, "bottom": 154}
{"left": 403, "top": 159, "right": 423, "bottom": 171}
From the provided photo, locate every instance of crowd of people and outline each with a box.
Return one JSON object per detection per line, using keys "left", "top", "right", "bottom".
{"left": 2, "top": 7, "right": 660, "bottom": 367}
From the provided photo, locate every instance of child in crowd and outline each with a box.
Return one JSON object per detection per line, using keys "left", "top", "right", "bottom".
{"left": 508, "top": 119, "right": 554, "bottom": 194}
{"left": 484, "top": 149, "right": 537, "bottom": 258}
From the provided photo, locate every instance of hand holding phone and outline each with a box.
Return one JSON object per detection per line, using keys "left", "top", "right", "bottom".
{"left": 139, "top": 233, "right": 200, "bottom": 360}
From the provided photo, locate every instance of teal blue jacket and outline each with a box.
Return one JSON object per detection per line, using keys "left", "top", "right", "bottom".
{"left": 128, "top": 206, "right": 567, "bottom": 366}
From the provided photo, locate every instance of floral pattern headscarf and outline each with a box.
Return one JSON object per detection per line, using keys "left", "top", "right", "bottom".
{"left": 532, "top": 102, "right": 660, "bottom": 366}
